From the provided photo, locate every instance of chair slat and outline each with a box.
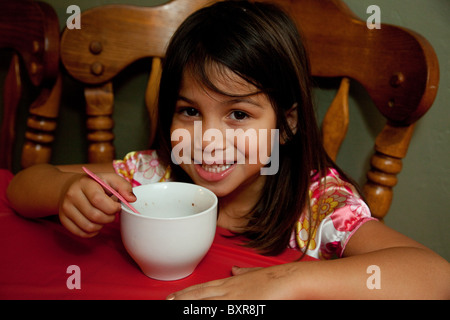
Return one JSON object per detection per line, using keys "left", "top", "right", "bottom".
{"left": 85, "top": 82, "right": 115, "bottom": 163}
{"left": 322, "top": 77, "right": 350, "bottom": 161}
{"left": 145, "top": 58, "right": 163, "bottom": 147}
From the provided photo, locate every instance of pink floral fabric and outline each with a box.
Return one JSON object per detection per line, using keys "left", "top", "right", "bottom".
{"left": 289, "top": 169, "right": 376, "bottom": 259}
{"left": 113, "top": 150, "right": 171, "bottom": 187}
{"left": 113, "top": 150, "right": 375, "bottom": 260}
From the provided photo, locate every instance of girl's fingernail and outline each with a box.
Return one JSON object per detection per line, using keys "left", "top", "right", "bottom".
{"left": 166, "top": 294, "right": 175, "bottom": 300}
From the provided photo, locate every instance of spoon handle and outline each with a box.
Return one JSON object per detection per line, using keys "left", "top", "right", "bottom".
{"left": 82, "top": 166, "right": 140, "bottom": 214}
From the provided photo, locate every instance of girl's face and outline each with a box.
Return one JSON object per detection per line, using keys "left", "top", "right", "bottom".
{"left": 170, "top": 67, "right": 277, "bottom": 198}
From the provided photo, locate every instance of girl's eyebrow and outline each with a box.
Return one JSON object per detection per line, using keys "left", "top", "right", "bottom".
{"left": 176, "top": 95, "right": 195, "bottom": 104}
{"left": 225, "top": 97, "right": 264, "bottom": 108}
{"left": 177, "top": 94, "right": 264, "bottom": 108}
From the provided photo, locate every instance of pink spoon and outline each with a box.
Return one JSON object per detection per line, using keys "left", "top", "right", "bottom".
{"left": 82, "top": 166, "right": 140, "bottom": 214}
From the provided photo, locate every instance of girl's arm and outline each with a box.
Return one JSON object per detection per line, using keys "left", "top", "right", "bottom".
{"left": 6, "top": 163, "right": 135, "bottom": 237}
{"left": 167, "top": 220, "right": 450, "bottom": 299}
{"left": 296, "top": 221, "right": 450, "bottom": 299}
{"left": 7, "top": 163, "right": 114, "bottom": 217}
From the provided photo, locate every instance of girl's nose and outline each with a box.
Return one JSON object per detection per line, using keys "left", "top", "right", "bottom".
{"left": 193, "top": 119, "right": 228, "bottom": 163}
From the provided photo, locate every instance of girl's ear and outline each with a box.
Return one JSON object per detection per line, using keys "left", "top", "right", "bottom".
{"left": 280, "top": 103, "right": 298, "bottom": 144}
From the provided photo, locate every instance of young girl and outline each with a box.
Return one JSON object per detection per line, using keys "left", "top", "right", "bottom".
{"left": 7, "top": 1, "right": 449, "bottom": 299}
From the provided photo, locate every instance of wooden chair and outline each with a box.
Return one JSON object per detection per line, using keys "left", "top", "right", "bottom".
{"left": 59, "top": 0, "right": 439, "bottom": 220}
{"left": 0, "top": 0, "right": 61, "bottom": 171}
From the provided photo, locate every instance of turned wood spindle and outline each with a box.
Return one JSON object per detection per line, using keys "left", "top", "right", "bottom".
{"left": 84, "top": 82, "right": 115, "bottom": 163}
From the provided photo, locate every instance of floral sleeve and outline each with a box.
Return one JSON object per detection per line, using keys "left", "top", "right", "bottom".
{"left": 289, "top": 168, "right": 377, "bottom": 260}
{"left": 112, "top": 150, "right": 171, "bottom": 187}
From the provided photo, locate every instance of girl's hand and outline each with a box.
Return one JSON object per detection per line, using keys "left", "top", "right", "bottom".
{"left": 166, "top": 265, "right": 299, "bottom": 300}
{"left": 58, "top": 172, "right": 135, "bottom": 238}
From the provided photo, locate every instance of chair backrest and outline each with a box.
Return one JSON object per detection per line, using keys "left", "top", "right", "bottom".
{"left": 59, "top": 0, "right": 439, "bottom": 220}
{"left": 271, "top": 0, "right": 439, "bottom": 220}
{"left": 0, "top": 0, "right": 61, "bottom": 171}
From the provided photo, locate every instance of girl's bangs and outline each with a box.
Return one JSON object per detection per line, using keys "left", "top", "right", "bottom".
{"left": 185, "top": 48, "right": 263, "bottom": 99}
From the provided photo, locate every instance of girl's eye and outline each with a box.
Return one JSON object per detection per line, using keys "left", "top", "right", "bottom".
{"left": 229, "top": 111, "right": 249, "bottom": 121}
{"left": 180, "top": 107, "right": 200, "bottom": 117}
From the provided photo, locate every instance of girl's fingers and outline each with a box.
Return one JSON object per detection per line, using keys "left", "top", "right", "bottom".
{"left": 104, "top": 175, "right": 136, "bottom": 202}
{"left": 78, "top": 195, "right": 118, "bottom": 225}
{"left": 84, "top": 187, "right": 122, "bottom": 217}
{"left": 166, "top": 279, "right": 227, "bottom": 300}
{"left": 74, "top": 175, "right": 122, "bottom": 216}
{"left": 59, "top": 173, "right": 132, "bottom": 238}
{"left": 59, "top": 205, "right": 101, "bottom": 238}
{"left": 60, "top": 186, "right": 117, "bottom": 236}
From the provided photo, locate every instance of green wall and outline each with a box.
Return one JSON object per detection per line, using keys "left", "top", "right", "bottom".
{"left": 1, "top": 0, "right": 449, "bottom": 260}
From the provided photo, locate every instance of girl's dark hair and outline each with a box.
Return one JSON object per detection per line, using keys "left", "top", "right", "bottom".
{"left": 157, "top": 0, "right": 344, "bottom": 255}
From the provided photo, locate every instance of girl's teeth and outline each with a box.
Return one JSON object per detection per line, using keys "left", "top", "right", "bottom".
{"left": 201, "top": 164, "right": 232, "bottom": 173}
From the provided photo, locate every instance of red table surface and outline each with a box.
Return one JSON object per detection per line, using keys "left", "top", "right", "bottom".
{"left": 0, "top": 169, "right": 315, "bottom": 300}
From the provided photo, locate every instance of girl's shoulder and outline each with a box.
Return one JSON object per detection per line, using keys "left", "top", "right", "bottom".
{"left": 113, "top": 150, "right": 172, "bottom": 186}
{"left": 309, "top": 168, "right": 361, "bottom": 199}
{"left": 290, "top": 168, "right": 376, "bottom": 259}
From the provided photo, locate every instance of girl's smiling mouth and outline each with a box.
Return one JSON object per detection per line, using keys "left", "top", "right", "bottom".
{"left": 194, "top": 162, "right": 236, "bottom": 182}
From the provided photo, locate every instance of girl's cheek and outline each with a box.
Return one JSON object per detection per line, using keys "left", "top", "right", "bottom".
{"left": 256, "top": 129, "right": 277, "bottom": 165}
{"left": 170, "top": 127, "right": 194, "bottom": 164}
{"left": 228, "top": 129, "right": 273, "bottom": 165}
